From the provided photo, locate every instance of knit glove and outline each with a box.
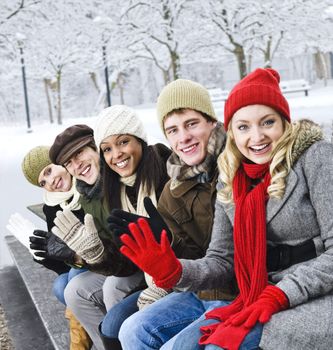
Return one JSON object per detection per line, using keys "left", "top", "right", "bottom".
{"left": 199, "top": 286, "right": 289, "bottom": 350}
{"left": 108, "top": 197, "right": 172, "bottom": 247}
{"left": 137, "top": 279, "right": 171, "bottom": 310}
{"left": 120, "top": 218, "right": 182, "bottom": 289}
{"left": 30, "top": 229, "right": 75, "bottom": 263}
{"left": 225, "top": 285, "right": 289, "bottom": 328}
{"left": 52, "top": 209, "right": 104, "bottom": 265}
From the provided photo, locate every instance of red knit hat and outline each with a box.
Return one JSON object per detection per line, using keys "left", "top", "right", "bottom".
{"left": 224, "top": 68, "right": 290, "bottom": 130}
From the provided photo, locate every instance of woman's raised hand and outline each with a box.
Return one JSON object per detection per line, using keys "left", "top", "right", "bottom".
{"left": 120, "top": 218, "right": 181, "bottom": 289}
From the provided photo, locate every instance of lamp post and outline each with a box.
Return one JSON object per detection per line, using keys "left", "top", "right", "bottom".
{"left": 94, "top": 16, "right": 112, "bottom": 107}
{"left": 102, "top": 44, "right": 111, "bottom": 106}
{"left": 16, "top": 33, "right": 32, "bottom": 133}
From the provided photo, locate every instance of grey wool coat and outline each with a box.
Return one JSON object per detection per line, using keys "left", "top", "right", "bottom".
{"left": 176, "top": 120, "right": 333, "bottom": 350}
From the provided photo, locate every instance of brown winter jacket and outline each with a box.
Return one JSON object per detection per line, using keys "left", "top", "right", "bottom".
{"left": 158, "top": 170, "right": 238, "bottom": 300}
{"left": 158, "top": 172, "right": 218, "bottom": 260}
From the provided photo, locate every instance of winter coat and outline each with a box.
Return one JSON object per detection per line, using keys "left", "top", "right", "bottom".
{"left": 77, "top": 177, "right": 139, "bottom": 277}
{"left": 85, "top": 143, "right": 171, "bottom": 277}
{"left": 158, "top": 172, "right": 218, "bottom": 260}
{"left": 176, "top": 120, "right": 333, "bottom": 349}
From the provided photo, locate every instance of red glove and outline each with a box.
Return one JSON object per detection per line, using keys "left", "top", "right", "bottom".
{"left": 225, "top": 285, "right": 289, "bottom": 328}
{"left": 120, "top": 218, "right": 182, "bottom": 289}
{"left": 199, "top": 286, "right": 289, "bottom": 350}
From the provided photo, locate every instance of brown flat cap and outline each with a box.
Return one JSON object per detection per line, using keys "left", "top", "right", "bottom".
{"left": 49, "top": 124, "right": 95, "bottom": 165}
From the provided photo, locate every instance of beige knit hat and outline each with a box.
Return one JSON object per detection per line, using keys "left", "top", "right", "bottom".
{"left": 156, "top": 79, "right": 217, "bottom": 131}
{"left": 22, "top": 146, "right": 51, "bottom": 187}
{"left": 94, "top": 105, "right": 148, "bottom": 148}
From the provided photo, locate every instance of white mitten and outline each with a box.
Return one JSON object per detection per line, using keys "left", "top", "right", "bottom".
{"left": 52, "top": 209, "right": 104, "bottom": 264}
{"left": 6, "top": 213, "right": 43, "bottom": 260}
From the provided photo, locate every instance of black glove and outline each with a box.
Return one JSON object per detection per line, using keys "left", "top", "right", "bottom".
{"left": 29, "top": 229, "right": 75, "bottom": 264}
{"left": 108, "top": 197, "right": 172, "bottom": 246}
{"left": 32, "top": 257, "right": 71, "bottom": 275}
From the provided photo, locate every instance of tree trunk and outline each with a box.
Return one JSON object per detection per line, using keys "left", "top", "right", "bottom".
{"left": 116, "top": 72, "right": 126, "bottom": 104}
{"left": 263, "top": 37, "right": 272, "bottom": 68}
{"left": 43, "top": 78, "right": 54, "bottom": 123}
{"left": 314, "top": 51, "right": 328, "bottom": 86}
{"left": 56, "top": 71, "right": 62, "bottom": 125}
{"left": 170, "top": 50, "right": 180, "bottom": 80}
{"left": 233, "top": 44, "right": 247, "bottom": 79}
{"left": 89, "top": 72, "right": 101, "bottom": 93}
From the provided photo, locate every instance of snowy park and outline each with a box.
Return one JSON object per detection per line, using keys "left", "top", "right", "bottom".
{"left": 1, "top": 1, "right": 333, "bottom": 349}
{"left": 1, "top": 83, "right": 333, "bottom": 267}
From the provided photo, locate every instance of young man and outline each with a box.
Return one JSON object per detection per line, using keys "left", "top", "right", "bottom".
{"left": 113, "top": 79, "right": 236, "bottom": 349}
{"left": 49, "top": 125, "right": 143, "bottom": 350}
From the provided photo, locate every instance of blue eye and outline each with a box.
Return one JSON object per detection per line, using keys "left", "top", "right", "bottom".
{"left": 264, "top": 119, "right": 274, "bottom": 126}
{"left": 238, "top": 125, "right": 248, "bottom": 131}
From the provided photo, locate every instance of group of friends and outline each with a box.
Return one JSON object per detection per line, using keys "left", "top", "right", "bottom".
{"left": 20, "top": 68, "right": 333, "bottom": 350}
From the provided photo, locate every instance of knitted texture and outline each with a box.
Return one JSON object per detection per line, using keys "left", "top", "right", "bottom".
{"left": 94, "top": 105, "right": 148, "bottom": 148}
{"left": 22, "top": 145, "right": 51, "bottom": 186}
{"left": 200, "top": 162, "right": 274, "bottom": 349}
{"left": 224, "top": 68, "right": 290, "bottom": 130}
{"left": 50, "top": 124, "right": 95, "bottom": 165}
{"left": 156, "top": 79, "right": 217, "bottom": 131}
{"left": 52, "top": 210, "right": 104, "bottom": 265}
{"left": 120, "top": 218, "right": 182, "bottom": 289}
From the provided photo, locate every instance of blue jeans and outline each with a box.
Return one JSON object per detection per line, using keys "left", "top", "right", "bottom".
{"left": 119, "top": 291, "right": 221, "bottom": 350}
{"left": 119, "top": 292, "right": 263, "bottom": 350}
{"left": 101, "top": 290, "right": 141, "bottom": 338}
{"left": 162, "top": 311, "right": 263, "bottom": 350}
{"left": 52, "top": 267, "right": 87, "bottom": 305}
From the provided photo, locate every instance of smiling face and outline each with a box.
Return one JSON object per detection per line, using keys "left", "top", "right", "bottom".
{"left": 164, "top": 109, "right": 216, "bottom": 166}
{"left": 38, "top": 164, "right": 72, "bottom": 192}
{"left": 63, "top": 146, "right": 100, "bottom": 185}
{"left": 231, "top": 104, "right": 284, "bottom": 164}
{"left": 100, "top": 134, "right": 143, "bottom": 177}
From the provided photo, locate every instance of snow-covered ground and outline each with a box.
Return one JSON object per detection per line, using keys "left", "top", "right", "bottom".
{"left": 1, "top": 83, "right": 333, "bottom": 267}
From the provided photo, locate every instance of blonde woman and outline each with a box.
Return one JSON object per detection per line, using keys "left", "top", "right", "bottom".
{"left": 117, "top": 68, "right": 332, "bottom": 350}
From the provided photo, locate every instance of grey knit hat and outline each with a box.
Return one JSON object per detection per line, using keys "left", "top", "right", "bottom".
{"left": 94, "top": 105, "right": 148, "bottom": 148}
{"left": 156, "top": 79, "right": 217, "bottom": 131}
{"left": 22, "top": 146, "right": 51, "bottom": 186}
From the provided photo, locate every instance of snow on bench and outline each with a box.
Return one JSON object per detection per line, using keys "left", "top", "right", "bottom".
{"left": 5, "top": 206, "right": 69, "bottom": 350}
{"left": 279, "top": 79, "right": 311, "bottom": 96}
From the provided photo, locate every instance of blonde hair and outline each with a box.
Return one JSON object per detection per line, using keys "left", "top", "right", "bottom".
{"left": 218, "top": 119, "right": 301, "bottom": 204}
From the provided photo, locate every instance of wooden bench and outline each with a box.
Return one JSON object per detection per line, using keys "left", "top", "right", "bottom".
{"left": 4, "top": 205, "right": 69, "bottom": 350}
{"left": 279, "top": 79, "right": 311, "bottom": 96}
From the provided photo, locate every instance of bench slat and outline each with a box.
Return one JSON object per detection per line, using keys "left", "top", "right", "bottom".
{"left": 5, "top": 235, "right": 69, "bottom": 350}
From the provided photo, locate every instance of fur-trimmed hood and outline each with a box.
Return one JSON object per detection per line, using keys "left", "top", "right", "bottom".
{"left": 290, "top": 119, "right": 323, "bottom": 165}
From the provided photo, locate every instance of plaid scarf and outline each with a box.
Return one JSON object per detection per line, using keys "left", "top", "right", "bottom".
{"left": 167, "top": 122, "right": 226, "bottom": 186}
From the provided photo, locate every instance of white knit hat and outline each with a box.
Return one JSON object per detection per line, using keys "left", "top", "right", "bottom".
{"left": 94, "top": 105, "right": 148, "bottom": 148}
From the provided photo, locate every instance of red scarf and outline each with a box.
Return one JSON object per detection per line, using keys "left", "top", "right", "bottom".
{"left": 199, "top": 162, "right": 271, "bottom": 349}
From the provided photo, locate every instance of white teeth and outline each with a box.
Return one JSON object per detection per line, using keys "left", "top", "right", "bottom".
{"left": 81, "top": 166, "right": 90, "bottom": 175}
{"left": 182, "top": 145, "right": 196, "bottom": 153}
{"left": 251, "top": 144, "right": 268, "bottom": 151}
{"left": 116, "top": 159, "right": 129, "bottom": 168}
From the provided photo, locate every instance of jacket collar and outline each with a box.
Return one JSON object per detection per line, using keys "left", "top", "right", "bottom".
{"left": 170, "top": 169, "right": 218, "bottom": 198}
